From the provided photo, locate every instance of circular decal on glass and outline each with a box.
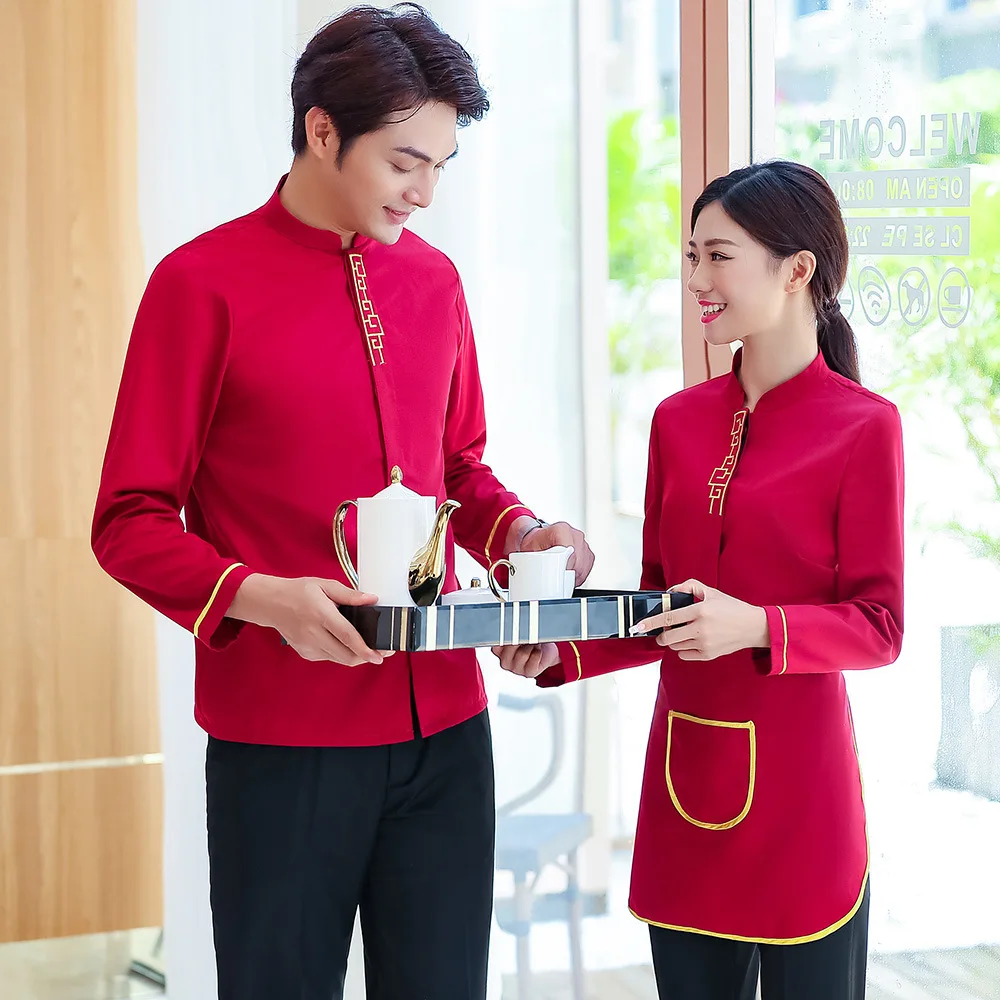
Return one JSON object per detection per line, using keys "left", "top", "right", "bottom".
{"left": 937, "top": 268, "right": 971, "bottom": 328}
{"left": 898, "top": 267, "right": 931, "bottom": 326}
{"left": 859, "top": 266, "right": 891, "bottom": 326}
{"left": 837, "top": 276, "right": 855, "bottom": 320}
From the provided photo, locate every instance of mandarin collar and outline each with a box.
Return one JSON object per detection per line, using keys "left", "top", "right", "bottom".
{"left": 723, "top": 346, "right": 830, "bottom": 413}
{"left": 260, "top": 175, "right": 375, "bottom": 255}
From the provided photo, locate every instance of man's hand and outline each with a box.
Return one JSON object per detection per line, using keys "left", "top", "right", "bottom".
{"left": 226, "top": 573, "right": 388, "bottom": 665}
{"left": 507, "top": 517, "right": 596, "bottom": 586}
{"left": 491, "top": 642, "right": 561, "bottom": 679}
{"left": 631, "top": 579, "right": 769, "bottom": 661}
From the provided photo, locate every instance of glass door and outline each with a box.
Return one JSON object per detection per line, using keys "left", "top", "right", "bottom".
{"left": 752, "top": 1, "right": 1000, "bottom": 995}
{"left": 605, "top": 0, "right": 684, "bottom": 844}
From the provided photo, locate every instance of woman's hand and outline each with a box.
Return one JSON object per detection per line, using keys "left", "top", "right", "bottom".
{"left": 491, "top": 642, "right": 561, "bottom": 679}
{"left": 631, "top": 579, "right": 769, "bottom": 661}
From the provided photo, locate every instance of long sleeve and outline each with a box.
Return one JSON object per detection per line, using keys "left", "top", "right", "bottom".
{"left": 443, "top": 285, "right": 535, "bottom": 566}
{"left": 92, "top": 253, "right": 252, "bottom": 648}
{"left": 538, "top": 419, "right": 668, "bottom": 686}
{"left": 759, "top": 403, "right": 904, "bottom": 676}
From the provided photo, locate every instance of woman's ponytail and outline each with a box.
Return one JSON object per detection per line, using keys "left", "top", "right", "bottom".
{"left": 817, "top": 298, "right": 861, "bottom": 384}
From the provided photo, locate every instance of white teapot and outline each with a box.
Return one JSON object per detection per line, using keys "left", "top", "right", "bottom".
{"left": 333, "top": 466, "right": 460, "bottom": 607}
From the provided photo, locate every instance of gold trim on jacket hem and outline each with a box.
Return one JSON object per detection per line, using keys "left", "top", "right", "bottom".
{"left": 628, "top": 871, "right": 869, "bottom": 945}
{"left": 636, "top": 675, "right": 872, "bottom": 946}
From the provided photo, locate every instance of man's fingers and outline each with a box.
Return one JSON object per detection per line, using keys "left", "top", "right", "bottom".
{"left": 324, "top": 638, "right": 369, "bottom": 665}
{"left": 522, "top": 647, "right": 542, "bottom": 678}
{"left": 575, "top": 542, "right": 596, "bottom": 584}
{"left": 321, "top": 607, "right": 382, "bottom": 664}
{"left": 510, "top": 645, "right": 534, "bottom": 675}
{"left": 549, "top": 522, "right": 576, "bottom": 545}
{"left": 494, "top": 646, "right": 521, "bottom": 673}
{"left": 320, "top": 581, "right": 380, "bottom": 606}
{"left": 524, "top": 646, "right": 544, "bottom": 676}
{"left": 493, "top": 643, "right": 559, "bottom": 678}
{"left": 293, "top": 638, "right": 365, "bottom": 665}
{"left": 497, "top": 644, "right": 541, "bottom": 676}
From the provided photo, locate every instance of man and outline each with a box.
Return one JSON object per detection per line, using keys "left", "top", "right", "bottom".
{"left": 92, "top": 5, "right": 594, "bottom": 999}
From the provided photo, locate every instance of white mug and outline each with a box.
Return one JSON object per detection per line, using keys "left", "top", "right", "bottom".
{"left": 487, "top": 546, "right": 574, "bottom": 603}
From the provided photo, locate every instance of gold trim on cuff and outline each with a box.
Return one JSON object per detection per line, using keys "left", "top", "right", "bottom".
{"left": 484, "top": 504, "right": 531, "bottom": 563}
{"left": 776, "top": 606, "right": 789, "bottom": 675}
{"left": 193, "top": 563, "right": 245, "bottom": 639}
{"left": 569, "top": 641, "right": 582, "bottom": 681}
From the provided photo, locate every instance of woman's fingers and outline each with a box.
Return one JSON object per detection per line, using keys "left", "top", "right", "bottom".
{"left": 632, "top": 602, "right": 700, "bottom": 636}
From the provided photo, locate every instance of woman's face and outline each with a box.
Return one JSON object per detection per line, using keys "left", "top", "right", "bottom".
{"left": 686, "top": 201, "right": 804, "bottom": 348}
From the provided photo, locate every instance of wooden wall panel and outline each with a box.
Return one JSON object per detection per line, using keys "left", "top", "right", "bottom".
{"left": 1, "top": 2, "right": 144, "bottom": 539}
{"left": 679, "top": 0, "right": 745, "bottom": 386}
{"left": 0, "top": 764, "right": 163, "bottom": 942}
{"left": 0, "top": 540, "right": 159, "bottom": 767}
{"left": 0, "top": 0, "right": 162, "bottom": 941}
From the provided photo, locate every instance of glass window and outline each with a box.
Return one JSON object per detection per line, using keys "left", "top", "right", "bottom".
{"left": 756, "top": 0, "right": 1000, "bottom": 990}
{"left": 606, "top": 0, "right": 683, "bottom": 843}
{"left": 797, "top": 0, "right": 831, "bottom": 17}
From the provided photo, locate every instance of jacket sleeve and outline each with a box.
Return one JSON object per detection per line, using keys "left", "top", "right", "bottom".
{"left": 442, "top": 283, "right": 536, "bottom": 567}
{"left": 759, "top": 403, "right": 905, "bottom": 676}
{"left": 538, "top": 417, "right": 668, "bottom": 686}
{"left": 91, "top": 252, "right": 253, "bottom": 649}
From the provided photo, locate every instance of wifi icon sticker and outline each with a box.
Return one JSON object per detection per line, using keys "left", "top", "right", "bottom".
{"left": 858, "top": 266, "right": 891, "bottom": 327}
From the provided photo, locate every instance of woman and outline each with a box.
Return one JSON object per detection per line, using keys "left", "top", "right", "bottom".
{"left": 494, "top": 161, "right": 904, "bottom": 1000}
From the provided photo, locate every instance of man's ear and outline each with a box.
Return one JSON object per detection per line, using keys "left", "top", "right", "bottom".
{"left": 303, "top": 107, "right": 340, "bottom": 159}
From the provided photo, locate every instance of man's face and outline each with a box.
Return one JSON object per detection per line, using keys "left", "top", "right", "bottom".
{"left": 321, "top": 102, "right": 459, "bottom": 245}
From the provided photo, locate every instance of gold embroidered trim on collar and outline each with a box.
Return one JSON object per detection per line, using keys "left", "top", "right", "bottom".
{"left": 346, "top": 252, "right": 387, "bottom": 366}
{"left": 708, "top": 410, "right": 747, "bottom": 515}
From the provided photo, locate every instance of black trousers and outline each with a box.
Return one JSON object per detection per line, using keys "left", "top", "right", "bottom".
{"left": 205, "top": 709, "right": 495, "bottom": 1000}
{"left": 649, "top": 882, "right": 870, "bottom": 1000}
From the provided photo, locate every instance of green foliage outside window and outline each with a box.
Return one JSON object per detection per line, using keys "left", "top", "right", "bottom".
{"left": 607, "top": 70, "right": 1000, "bottom": 579}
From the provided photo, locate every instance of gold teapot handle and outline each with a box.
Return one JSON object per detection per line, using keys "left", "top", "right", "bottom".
{"left": 332, "top": 500, "right": 360, "bottom": 589}
{"left": 487, "top": 559, "right": 515, "bottom": 602}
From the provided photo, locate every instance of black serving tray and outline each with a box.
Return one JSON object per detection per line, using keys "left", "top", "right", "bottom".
{"left": 339, "top": 589, "right": 695, "bottom": 652}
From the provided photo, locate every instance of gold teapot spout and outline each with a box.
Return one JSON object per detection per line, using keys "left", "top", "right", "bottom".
{"left": 408, "top": 499, "right": 461, "bottom": 606}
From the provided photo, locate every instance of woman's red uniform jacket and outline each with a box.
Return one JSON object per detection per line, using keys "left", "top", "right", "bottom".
{"left": 540, "top": 349, "right": 904, "bottom": 944}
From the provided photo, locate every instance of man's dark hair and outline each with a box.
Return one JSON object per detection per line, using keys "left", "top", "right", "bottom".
{"left": 291, "top": 3, "right": 489, "bottom": 161}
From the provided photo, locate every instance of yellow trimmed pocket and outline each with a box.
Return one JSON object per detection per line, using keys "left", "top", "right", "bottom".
{"left": 665, "top": 711, "right": 756, "bottom": 832}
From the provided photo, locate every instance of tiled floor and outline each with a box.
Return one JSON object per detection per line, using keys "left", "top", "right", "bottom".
{"left": 0, "top": 930, "right": 162, "bottom": 1000}
{"left": 501, "top": 949, "right": 1000, "bottom": 999}
{"left": 2, "top": 936, "right": 999, "bottom": 999}
{"left": 4, "top": 778, "right": 1000, "bottom": 1000}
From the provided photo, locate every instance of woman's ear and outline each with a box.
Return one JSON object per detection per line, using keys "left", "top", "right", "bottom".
{"left": 786, "top": 250, "right": 817, "bottom": 294}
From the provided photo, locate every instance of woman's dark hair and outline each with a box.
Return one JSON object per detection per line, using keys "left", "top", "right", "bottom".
{"left": 691, "top": 160, "right": 860, "bottom": 384}
{"left": 291, "top": 4, "right": 489, "bottom": 162}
